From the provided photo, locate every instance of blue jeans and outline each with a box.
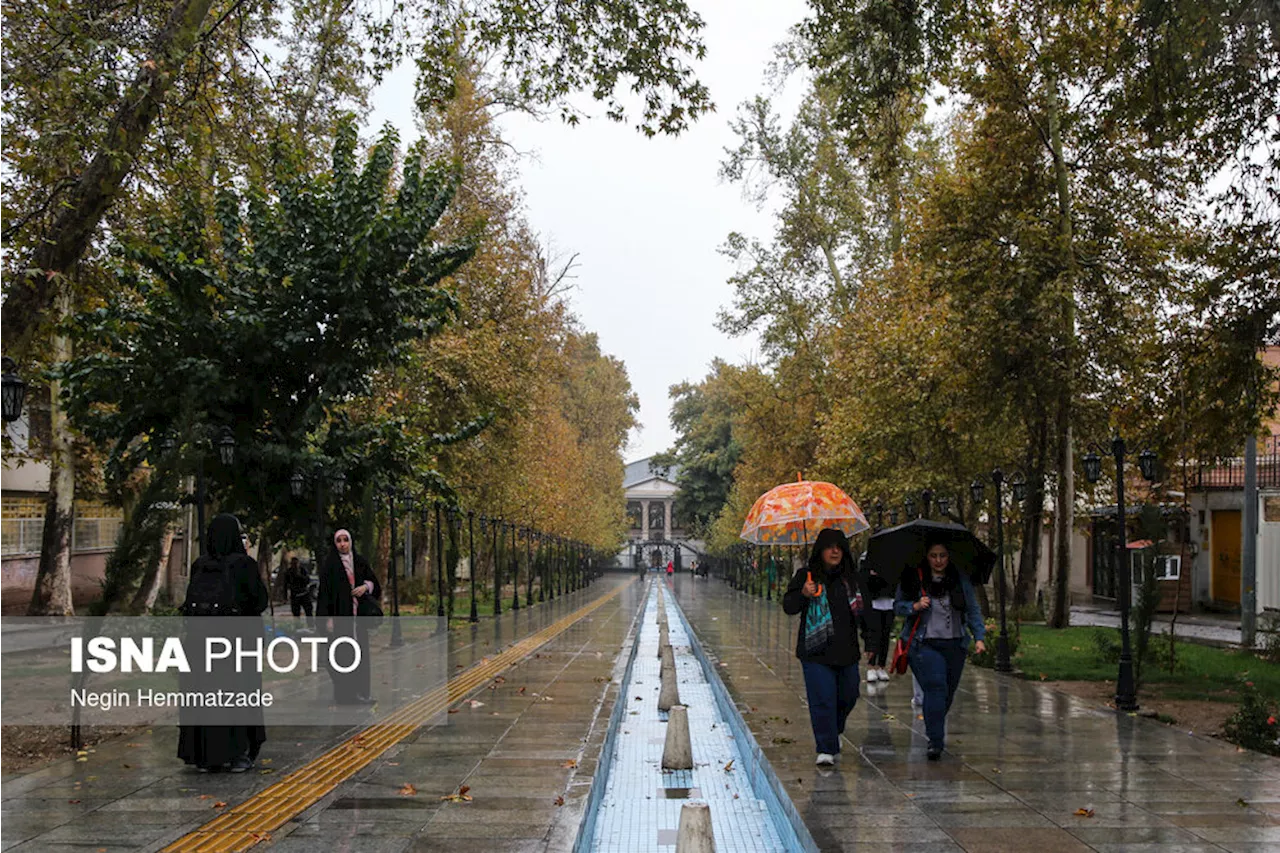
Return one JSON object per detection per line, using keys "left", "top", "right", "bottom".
{"left": 909, "top": 637, "right": 967, "bottom": 751}
{"left": 801, "top": 660, "right": 860, "bottom": 754}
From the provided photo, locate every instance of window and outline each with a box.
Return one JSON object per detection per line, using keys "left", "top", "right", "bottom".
{"left": 1, "top": 496, "right": 44, "bottom": 556}
{"left": 71, "top": 501, "right": 124, "bottom": 552}
{"left": 1155, "top": 555, "right": 1181, "bottom": 581}
{"left": 1132, "top": 551, "right": 1180, "bottom": 581}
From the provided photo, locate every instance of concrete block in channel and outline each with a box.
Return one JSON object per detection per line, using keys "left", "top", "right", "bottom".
{"left": 662, "top": 705, "right": 693, "bottom": 770}
{"left": 676, "top": 801, "right": 716, "bottom": 853}
{"left": 658, "top": 662, "right": 681, "bottom": 712}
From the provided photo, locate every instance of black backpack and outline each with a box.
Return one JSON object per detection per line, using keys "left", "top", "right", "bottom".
{"left": 182, "top": 557, "right": 239, "bottom": 616}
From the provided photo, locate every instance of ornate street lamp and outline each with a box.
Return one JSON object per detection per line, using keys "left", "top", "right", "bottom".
{"left": 1083, "top": 434, "right": 1157, "bottom": 712}
{"left": 467, "top": 510, "right": 479, "bottom": 623}
{"left": 217, "top": 428, "right": 237, "bottom": 466}
{"left": 1011, "top": 473, "right": 1027, "bottom": 503}
{"left": 937, "top": 496, "right": 951, "bottom": 518}
{"left": 921, "top": 489, "right": 933, "bottom": 519}
{"left": 990, "top": 468, "right": 1013, "bottom": 673}
{"left": 1, "top": 357, "right": 28, "bottom": 423}
{"left": 904, "top": 495, "right": 916, "bottom": 520}
{"left": 873, "top": 500, "right": 885, "bottom": 530}
{"left": 970, "top": 478, "right": 985, "bottom": 508}
{"left": 888, "top": 508, "right": 899, "bottom": 526}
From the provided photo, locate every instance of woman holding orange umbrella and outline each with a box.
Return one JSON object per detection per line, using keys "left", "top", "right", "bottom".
{"left": 742, "top": 477, "right": 877, "bottom": 767}
{"left": 782, "top": 528, "right": 878, "bottom": 767}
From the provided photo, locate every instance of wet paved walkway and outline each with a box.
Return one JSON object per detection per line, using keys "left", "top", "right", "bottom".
{"left": 668, "top": 575, "right": 1280, "bottom": 853}
{"left": 5, "top": 573, "right": 1279, "bottom": 852}
{"left": 1, "top": 577, "right": 644, "bottom": 853}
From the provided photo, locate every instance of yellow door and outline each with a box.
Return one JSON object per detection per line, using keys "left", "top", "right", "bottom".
{"left": 1211, "top": 510, "right": 1242, "bottom": 604}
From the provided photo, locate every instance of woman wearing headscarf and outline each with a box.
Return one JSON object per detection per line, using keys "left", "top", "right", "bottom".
{"left": 782, "top": 527, "right": 878, "bottom": 767}
{"left": 177, "top": 513, "right": 269, "bottom": 772}
{"left": 894, "top": 539, "right": 986, "bottom": 760}
{"left": 318, "top": 528, "right": 380, "bottom": 704}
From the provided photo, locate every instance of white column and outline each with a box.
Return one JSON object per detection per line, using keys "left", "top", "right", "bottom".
{"left": 642, "top": 500, "right": 651, "bottom": 541}
{"left": 664, "top": 501, "right": 672, "bottom": 540}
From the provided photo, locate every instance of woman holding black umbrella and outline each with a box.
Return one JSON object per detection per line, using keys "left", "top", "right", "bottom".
{"left": 894, "top": 537, "right": 986, "bottom": 760}
{"left": 783, "top": 527, "right": 878, "bottom": 767}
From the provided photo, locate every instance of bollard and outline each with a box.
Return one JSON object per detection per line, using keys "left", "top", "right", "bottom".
{"left": 675, "top": 802, "right": 716, "bottom": 853}
{"left": 662, "top": 704, "right": 694, "bottom": 770}
{"left": 658, "top": 662, "right": 681, "bottom": 712}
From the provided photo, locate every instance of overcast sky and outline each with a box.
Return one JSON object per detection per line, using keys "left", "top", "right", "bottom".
{"left": 369, "top": 0, "right": 809, "bottom": 463}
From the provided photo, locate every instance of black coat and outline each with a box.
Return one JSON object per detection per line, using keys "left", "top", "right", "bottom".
{"left": 782, "top": 564, "right": 877, "bottom": 667}
{"left": 317, "top": 549, "right": 380, "bottom": 618}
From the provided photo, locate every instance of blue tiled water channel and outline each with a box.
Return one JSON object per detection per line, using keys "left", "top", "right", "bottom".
{"left": 578, "top": 581, "right": 813, "bottom": 852}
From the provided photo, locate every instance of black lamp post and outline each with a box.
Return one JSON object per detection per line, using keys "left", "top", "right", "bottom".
{"left": 1, "top": 357, "right": 28, "bottom": 423}
{"left": 937, "top": 496, "right": 951, "bottom": 519}
{"left": 904, "top": 495, "right": 915, "bottom": 520}
{"left": 921, "top": 489, "right": 933, "bottom": 519}
{"left": 989, "top": 468, "right": 1013, "bottom": 673}
{"left": 873, "top": 500, "right": 885, "bottom": 530}
{"left": 1083, "top": 434, "right": 1157, "bottom": 712}
{"left": 504, "top": 522, "right": 514, "bottom": 607}
{"left": 485, "top": 515, "right": 502, "bottom": 616}
{"left": 193, "top": 429, "right": 236, "bottom": 555}
{"left": 888, "top": 508, "right": 899, "bottom": 526}
{"left": 467, "top": 510, "right": 479, "bottom": 623}
{"left": 434, "top": 503, "right": 446, "bottom": 618}
{"left": 384, "top": 488, "right": 405, "bottom": 646}
{"left": 526, "top": 528, "right": 536, "bottom": 604}
{"left": 292, "top": 464, "right": 341, "bottom": 569}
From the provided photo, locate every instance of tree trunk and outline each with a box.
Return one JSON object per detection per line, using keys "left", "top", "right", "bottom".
{"left": 28, "top": 283, "right": 75, "bottom": 616}
{"left": 129, "top": 525, "right": 174, "bottom": 614}
{"left": 1042, "top": 25, "right": 1077, "bottom": 630}
{"left": 2, "top": 0, "right": 218, "bottom": 340}
{"left": 1015, "top": 414, "right": 1048, "bottom": 607}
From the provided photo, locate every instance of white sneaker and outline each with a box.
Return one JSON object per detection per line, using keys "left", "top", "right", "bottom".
{"left": 815, "top": 753, "right": 836, "bottom": 767}
{"left": 864, "top": 668, "right": 876, "bottom": 682}
{"left": 875, "top": 668, "right": 889, "bottom": 682}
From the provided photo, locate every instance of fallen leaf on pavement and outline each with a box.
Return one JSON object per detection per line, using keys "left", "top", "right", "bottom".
{"left": 561, "top": 760, "right": 577, "bottom": 769}
{"left": 1073, "top": 808, "right": 1094, "bottom": 817}
{"left": 554, "top": 796, "right": 565, "bottom": 806}
{"left": 440, "top": 785, "right": 473, "bottom": 802}
{"left": 213, "top": 801, "right": 228, "bottom": 809}
{"left": 723, "top": 760, "right": 734, "bottom": 772}
{"left": 199, "top": 794, "right": 213, "bottom": 800}
{"left": 68, "top": 799, "right": 81, "bottom": 804}
{"left": 517, "top": 686, "right": 526, "bottom": 694}
{"left": 1236, "top": 798, "right": 1249, "bottom": 808}
{"left": 398, "top": 783, "right": 417, "bottom": 796}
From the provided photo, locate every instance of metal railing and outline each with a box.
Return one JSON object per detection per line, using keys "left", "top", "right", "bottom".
{"left": 1193, "top": 435, "right": 1280, "bottom": 490}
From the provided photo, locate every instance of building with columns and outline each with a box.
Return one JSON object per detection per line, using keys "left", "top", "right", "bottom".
{"left": 621, "top": 457, "right": 702, "bottom": 570}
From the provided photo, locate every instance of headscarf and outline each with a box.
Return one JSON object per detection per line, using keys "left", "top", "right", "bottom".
{"left": 807, "top": 527, "right": 854, "bottom": 576}
{"left": 206, "top": 514, "right": 246, "bottom": 558}
{"left": 334, "top": 528, "right": 355, "bottom": 580}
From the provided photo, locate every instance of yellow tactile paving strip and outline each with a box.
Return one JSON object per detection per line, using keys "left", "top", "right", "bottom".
{"left": 162, "top": 586, "right": 626, "bottom": 852}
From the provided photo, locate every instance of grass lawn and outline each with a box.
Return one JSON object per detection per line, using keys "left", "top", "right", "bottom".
{"left": 1007, "top": 624, "right": 1280, "bottom": 702}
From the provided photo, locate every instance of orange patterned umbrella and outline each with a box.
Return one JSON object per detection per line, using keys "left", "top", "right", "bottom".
{"left": 740, "top": 477, "right": 870, "bottom": 545}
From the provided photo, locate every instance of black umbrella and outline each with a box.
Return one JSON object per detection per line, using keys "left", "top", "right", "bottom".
{"left": 865, "top": 519, "right": 996, "bottom": 588}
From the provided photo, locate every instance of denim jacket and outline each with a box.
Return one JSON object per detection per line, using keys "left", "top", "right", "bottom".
{"left": 894, "top": 572, "right": 986, "bottom": 650}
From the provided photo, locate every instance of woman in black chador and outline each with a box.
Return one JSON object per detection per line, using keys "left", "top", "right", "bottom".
{"left": 318, "top": 528, "right": 380, "bottom": 704}
{"left": 177, "top": 514, "right": 269, "bottom": 772}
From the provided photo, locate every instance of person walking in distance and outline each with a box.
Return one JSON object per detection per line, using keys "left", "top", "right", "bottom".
{"left": 782, "top": 528, "right": 878, "bottom": 767}
{"left": 895, "top": 539, "right": 986, "bottom": 760}
{"left": 318, "top": 528, "right": 380, "bottom": 704}
{"left": 284, "top": 556, "right": 315, "bottom": 630}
